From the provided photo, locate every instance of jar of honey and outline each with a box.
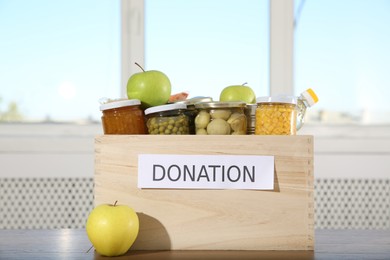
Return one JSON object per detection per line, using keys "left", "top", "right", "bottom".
{"left": 100, "top": 99, "right": 147, "bottom": 134}
{"left": 255, "top": 96, "right": 297, "bottom": 135}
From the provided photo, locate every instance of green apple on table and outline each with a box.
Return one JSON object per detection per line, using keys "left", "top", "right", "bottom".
{"left": 219, "top": 83, "right": 256, "bottom": 104}
{"left": 86, "top": 201, "right": 139, "bottom": 257}
{"left": 127, "top": 62, "right": 171, "bottom": 108}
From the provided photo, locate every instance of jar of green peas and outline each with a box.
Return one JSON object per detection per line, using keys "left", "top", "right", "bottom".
{"left": 144, "top": 103, "right": 190, "bottom": 135}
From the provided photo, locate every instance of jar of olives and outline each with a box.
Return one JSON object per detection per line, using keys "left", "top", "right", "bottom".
{"left": 194, "top": 101, "right": 247, "bottom": 135}
{"left": 144, "top": 103, "right": 190, "bottom": 135}
{"left": 255, "top": 96, "right": 297, "bottom": 135}
{"left": 174, "top": 96, "right": 213, "bottom": 134}
{"left": 100, "top": 99, "right": 147, "bottom": 135}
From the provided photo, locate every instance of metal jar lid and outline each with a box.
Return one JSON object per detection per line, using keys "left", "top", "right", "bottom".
{"left": 174, "top": 96, "right": 213, "bottom": 106}
{"left": 99, "top": 99, "right": 141, "bottom": 111}
{"left": 144, "top": 103, "right": 187, "bottom": 115}
{"left": 245, "top": 104, "right": 257, "bottom": 115}
{"left": 256, "top": 95, "right": 297, "bottom": 105}
{"left": 194, "top": 101, "right": 246, "bottom": 109}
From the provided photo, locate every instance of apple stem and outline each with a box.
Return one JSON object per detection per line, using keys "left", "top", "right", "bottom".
{"left": 113, "top": 200, "right": 118, "bottom": 206}
{"left": 242, "top": 82, "right": 248, "bottom": 86}
{"left": 135, "top": 62, "right": 145, "bottom": 72}
{"left": 86, "top": 245, "right": 94, "bottom": 253}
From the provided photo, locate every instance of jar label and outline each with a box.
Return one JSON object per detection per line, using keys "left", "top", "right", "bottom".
{"left": 138, "top": 154, "right": 274, "bottom": 190}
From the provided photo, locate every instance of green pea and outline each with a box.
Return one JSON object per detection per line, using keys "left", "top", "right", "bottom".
{"left": 147, "top": 115, "right": 189, "bottom": 135}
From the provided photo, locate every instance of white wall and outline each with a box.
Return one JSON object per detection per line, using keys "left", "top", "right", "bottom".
{"left": 300, "top": 125, "right": 390, "bottom": 179}
{"left": 0, "top": 123, "right": 100, "bottom": 178}
{"left": 1, "top": 123, "right": 389, "bottom": 179}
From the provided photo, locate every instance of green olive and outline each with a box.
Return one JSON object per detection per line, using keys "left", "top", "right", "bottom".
{"left": 228, "top": 113, "right": 247, "bottom": 132}
{"left": 195, "top": 111, "right": 210, "bottom": 129}
{"left": 207, "top": 118, "right": 231, "bottom": 135}
{"left": 196, "top": 128, "right": 208, "bottom": 135}
{"left": 210, "top": 109, "right": 231, "bottom": 120}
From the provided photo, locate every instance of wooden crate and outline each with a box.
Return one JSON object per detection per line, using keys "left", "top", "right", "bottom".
{"left": 94, "top": 135, "right": 314, "bottom": 250}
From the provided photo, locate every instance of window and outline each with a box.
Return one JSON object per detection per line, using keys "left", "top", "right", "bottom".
{"left": 2, "top": 0, "right": 389, "bottom": 181}
{"left": 0, "top": 0, "right": 121, "bottom": 122}
{"left": 294, "top": 0, "right": 390, "bottom": 124}
{"left": 293, "top": 0, "right": 390, "bottom": 181}
{"left": 144, "top": 0, "right": 270, "bottom": 100}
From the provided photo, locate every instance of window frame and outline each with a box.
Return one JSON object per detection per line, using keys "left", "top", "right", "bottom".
{"left": 120, "top": 0, "right": 296, "bottom": 95}
{"left": 1, "top": 0, "right": 389, "bottom": 180}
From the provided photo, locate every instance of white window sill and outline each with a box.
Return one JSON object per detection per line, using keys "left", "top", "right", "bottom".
{"left": 1, "top": 123, "right": 390, "bottom": 179}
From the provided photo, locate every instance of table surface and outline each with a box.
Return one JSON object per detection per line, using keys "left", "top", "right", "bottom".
{"left": 0, "top": 229, "right": 389, "bottom": 260}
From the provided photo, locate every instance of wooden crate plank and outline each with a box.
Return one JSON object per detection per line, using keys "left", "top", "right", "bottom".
{"left": 94, "top": 135, "right": 314, "bottom": 250}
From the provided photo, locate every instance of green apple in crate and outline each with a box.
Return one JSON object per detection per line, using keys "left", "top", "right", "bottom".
{"left": 219, "top": 83, "right": 256, "bottom": 104}
{"left": 86, "top": 201, "right": 139, "bottom": 257}
{"left": 127, "top": 62, "right": 172, "bottom": 108}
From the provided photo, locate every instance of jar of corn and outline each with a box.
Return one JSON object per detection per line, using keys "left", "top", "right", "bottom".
{"left": 255, "top": 96, "right": 297, "bottom": 135}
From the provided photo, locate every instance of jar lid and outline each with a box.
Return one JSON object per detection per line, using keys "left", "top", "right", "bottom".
{"left": 245, "top": 103, "right": 257, "bottom": 109}
{"left": 144, "top": 103, "right": 187, "bottom": 115}
{"left": 301, "top": 88, "right": 319, "bottom": 107}
{"left": 194, "top": 101, "right": 246, "bottom": 109}
{"left": 99, "top": 99, "right": 141, "bottom": 111}
{"left": 245, "top": 104, "right": 257, "bottom": 114}
{"left": 174, "top": 96, "right": 213, "bottom": 106}
{"left": 256, "top": 95, "right": 297, "bottom": 105}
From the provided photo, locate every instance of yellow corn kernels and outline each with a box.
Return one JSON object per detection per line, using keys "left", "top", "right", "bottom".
{"left": 255, "top": 103, "right": 297, "bottom": 135}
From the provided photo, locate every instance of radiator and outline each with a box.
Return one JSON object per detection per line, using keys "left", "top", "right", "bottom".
{"left": 0, "top": 178, "right": 389, "bottom": 229}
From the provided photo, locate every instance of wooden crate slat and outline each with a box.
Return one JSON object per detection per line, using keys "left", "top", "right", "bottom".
{"left": 94, "top": 135, "right": 314, "bottom": 250}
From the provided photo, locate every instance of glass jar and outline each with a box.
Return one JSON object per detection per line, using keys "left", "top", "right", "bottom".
{"left": 144, "top": 103, "right": 190, "bottom": 135}
{"left": 174, "top": 96, "right": 213, "bottom": 134}
{"left": 255, "top": 96, "right": 297, "bottom": 135}
{"left": 194, "top": 101, "right": 247, "bottom": 135}
{"left": 100, "top": 99, "right": 147, "bottom": 134}
{"left": 244, "top": 104, "right": 257, "bottom": 135}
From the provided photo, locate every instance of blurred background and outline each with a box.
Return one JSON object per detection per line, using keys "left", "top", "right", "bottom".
{"left": 0, "top": 0, "right": 389, "bottom": 230}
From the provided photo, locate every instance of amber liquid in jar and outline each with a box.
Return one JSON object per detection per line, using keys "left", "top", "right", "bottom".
{"left": 101, "top": 100, "right": 146, "bottom": 134}
{"left": 255, "top": 102, "right": 297, "bottom": 135}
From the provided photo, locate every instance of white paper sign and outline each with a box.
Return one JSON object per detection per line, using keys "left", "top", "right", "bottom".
{"left": 138, "top": 154, "right": 274, "bottom": 190}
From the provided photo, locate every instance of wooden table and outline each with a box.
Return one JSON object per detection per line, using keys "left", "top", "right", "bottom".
{"left": 0, "top": 229, "right": 389, "bottom": 259}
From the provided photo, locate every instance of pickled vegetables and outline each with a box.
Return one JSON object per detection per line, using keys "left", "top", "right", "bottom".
{"left": 194, "top": 102, "right": 247, "bottom": 135}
